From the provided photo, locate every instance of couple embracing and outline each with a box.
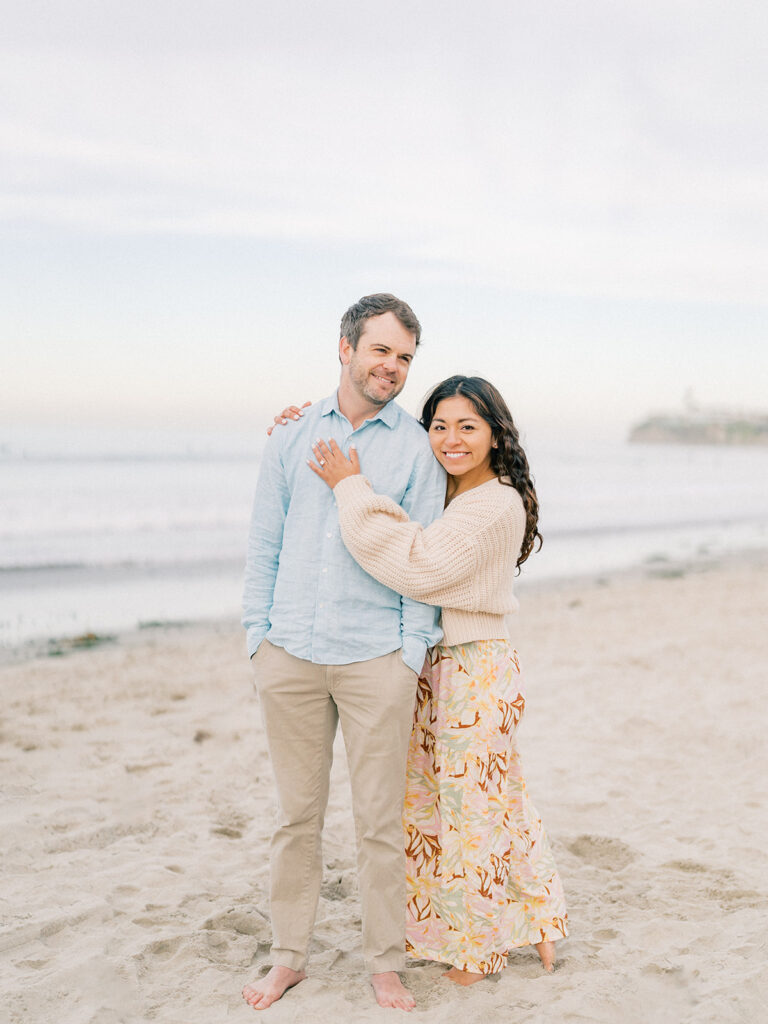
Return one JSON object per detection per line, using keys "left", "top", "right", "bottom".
{"left": 241, "top": 293, "right": 567, "bottom": 1012}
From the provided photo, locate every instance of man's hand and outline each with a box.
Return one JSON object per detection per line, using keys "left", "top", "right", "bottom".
{"left": 307, "top": 438, "right": 361, "bottom": 489}
{"left": 266, "top": 401, "right": 312, "bottom": 436}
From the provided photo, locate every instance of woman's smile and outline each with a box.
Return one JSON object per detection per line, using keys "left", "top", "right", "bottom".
{"left": 428, "top": 395, "right": 497, "bottom": 494}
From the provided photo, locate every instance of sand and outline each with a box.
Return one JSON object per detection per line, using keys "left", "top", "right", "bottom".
{"left": 2, "top": 555, "right": 767, "bottom": 1024}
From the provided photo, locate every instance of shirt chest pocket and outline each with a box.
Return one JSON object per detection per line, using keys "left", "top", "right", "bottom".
{"left": 365, "top": 462, "right": 412, "bottom": 505}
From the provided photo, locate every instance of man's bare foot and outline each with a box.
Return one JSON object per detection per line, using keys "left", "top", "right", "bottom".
{"left": 536, "top": 940, "right": 556, "bottom": 972}
{"left": 443, "top": 966, "right": 486, "bottom": 986}
{"left": 242, "top": 965, "right": 306, "bottom": 1010}
{"left": 371, "top": 971, "right": 415, "bottom": 1011}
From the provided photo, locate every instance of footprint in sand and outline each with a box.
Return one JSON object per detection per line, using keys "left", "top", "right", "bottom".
{"left": 320, "top": 873, "right": 356, "bottom": 900}
{"left": 137, "top": 935, "right": 187, "bottom": 961}
{"left": 199, "top": 908, "right": 272, "bottom": 967}
{"left": 662, "top": 859, "right": 768, "bottom": 910}
{"left": 641, "top": 962, "right": 687, "bottom": 980}
{"left": 663, "top": 858, "right": 708, "bottom": 873}
{"left": 210, "top": 809, "right": 249, "bottom": 839}
{"left": 566, "top": 834, "right": 637, "bottom": 871}
{"left": 132, "top": 903, "right": 171, "bottom": 929}
{"left": 203, "top": 907, "right": 271, "bottom": 939}
{"left": 45, "top": 821, "right": 156, "bottom": 855}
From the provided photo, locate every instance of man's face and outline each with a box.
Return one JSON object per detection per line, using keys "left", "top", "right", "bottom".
{"left": 340, "top": 312, "right": 417, "bottom": 407}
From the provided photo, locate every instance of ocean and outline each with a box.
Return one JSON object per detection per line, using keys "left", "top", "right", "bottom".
{"left": 2, "top": 426, "right": 767, "bottom": 655}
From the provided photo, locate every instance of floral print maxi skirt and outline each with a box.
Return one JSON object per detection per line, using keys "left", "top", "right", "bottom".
{"left": 403, "top": 640, "right": 568, "bottom": 975}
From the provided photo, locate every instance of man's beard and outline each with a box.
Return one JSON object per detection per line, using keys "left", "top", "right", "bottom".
{"left": 349, "top": 362, "right": 401, "bottom": 406}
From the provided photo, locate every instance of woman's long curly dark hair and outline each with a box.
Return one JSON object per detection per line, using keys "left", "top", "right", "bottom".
{"left": 420, "top": 375, "right": 542, "bottom": 571}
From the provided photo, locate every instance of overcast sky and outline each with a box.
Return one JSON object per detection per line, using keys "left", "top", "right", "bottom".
{"left": 2, "top": 0, "right": 766, "bottom": 444}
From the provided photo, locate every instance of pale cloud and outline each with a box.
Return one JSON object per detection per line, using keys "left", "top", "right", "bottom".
{"left": 1, "top": 0, "right": 766, "bottom": 436}
{"left": 2, "top": 0, "right": 766, "bottom": 309}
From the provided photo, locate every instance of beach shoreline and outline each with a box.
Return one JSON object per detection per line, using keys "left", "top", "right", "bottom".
{"left": 3, "top": 544, "right": 766, "bottom": 668}
{"left": 2, "top": 554, "right": 768, "bottom": 1022}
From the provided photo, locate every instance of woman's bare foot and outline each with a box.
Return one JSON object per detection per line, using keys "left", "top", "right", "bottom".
{"left": 242, "top": 966, "right": 306, "bottom": 1010}
{"left": 371, "top": 971, "right": 415, "bottom": 1010}
{"left": 443, "top": 966, "right": 486, "bottom": 986}
{"left": 536, "top": 940, "right": 556, "bottom": 972}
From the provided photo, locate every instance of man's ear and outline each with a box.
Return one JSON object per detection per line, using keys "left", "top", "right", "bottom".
{"left": 339, "top": 335, "right": 353, "bottom": 366}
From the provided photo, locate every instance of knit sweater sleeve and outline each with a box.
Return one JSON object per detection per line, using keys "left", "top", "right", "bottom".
{"left": 332, "top": 474, "right": 522, "bottom": 606}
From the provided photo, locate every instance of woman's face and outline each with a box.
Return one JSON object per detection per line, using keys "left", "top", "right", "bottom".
{"left": 428, "top": 395, "right": 495, "bottom": 480}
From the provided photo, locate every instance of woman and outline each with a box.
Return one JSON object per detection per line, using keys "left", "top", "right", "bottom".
{"left": 305, "top": 375, "right": 568, "bottom": 985}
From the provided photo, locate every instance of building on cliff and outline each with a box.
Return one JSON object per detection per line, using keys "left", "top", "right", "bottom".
{"left": 629, "top": 407, "right": 768, "bottom": 446}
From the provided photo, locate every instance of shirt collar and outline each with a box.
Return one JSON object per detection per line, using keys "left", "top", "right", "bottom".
{"left": 320, "top": 391, "right": 400, "bottom": 431}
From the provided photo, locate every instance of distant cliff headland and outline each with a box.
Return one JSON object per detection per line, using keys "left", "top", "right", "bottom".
{"left": 629, "top": 407, "right": 768, "bottom": 446}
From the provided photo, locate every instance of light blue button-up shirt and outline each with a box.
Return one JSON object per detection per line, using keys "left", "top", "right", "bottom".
{"left": 242, "top": 392, "right": 446, "bottom": 673}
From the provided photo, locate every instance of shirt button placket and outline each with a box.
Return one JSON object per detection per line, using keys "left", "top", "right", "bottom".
{"left": 313, "top": 512, "right": 336, "bottom": 660}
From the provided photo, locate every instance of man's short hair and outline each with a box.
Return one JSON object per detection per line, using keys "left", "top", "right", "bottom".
{"left": 339, "top": 293, "right": 422, "bottom": 350}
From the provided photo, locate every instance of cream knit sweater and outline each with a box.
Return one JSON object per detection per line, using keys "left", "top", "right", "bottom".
{"left": 333, "top": 474, "right": 526, "bottom": 646}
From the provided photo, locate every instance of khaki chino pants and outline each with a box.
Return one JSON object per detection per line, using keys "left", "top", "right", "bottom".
{"left": 252, "top": 639, "right": 419, "bottom": 973}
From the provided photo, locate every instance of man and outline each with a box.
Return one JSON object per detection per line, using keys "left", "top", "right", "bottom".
{"left": 241, "top": 294, "right": 445, "bottom": 1011}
